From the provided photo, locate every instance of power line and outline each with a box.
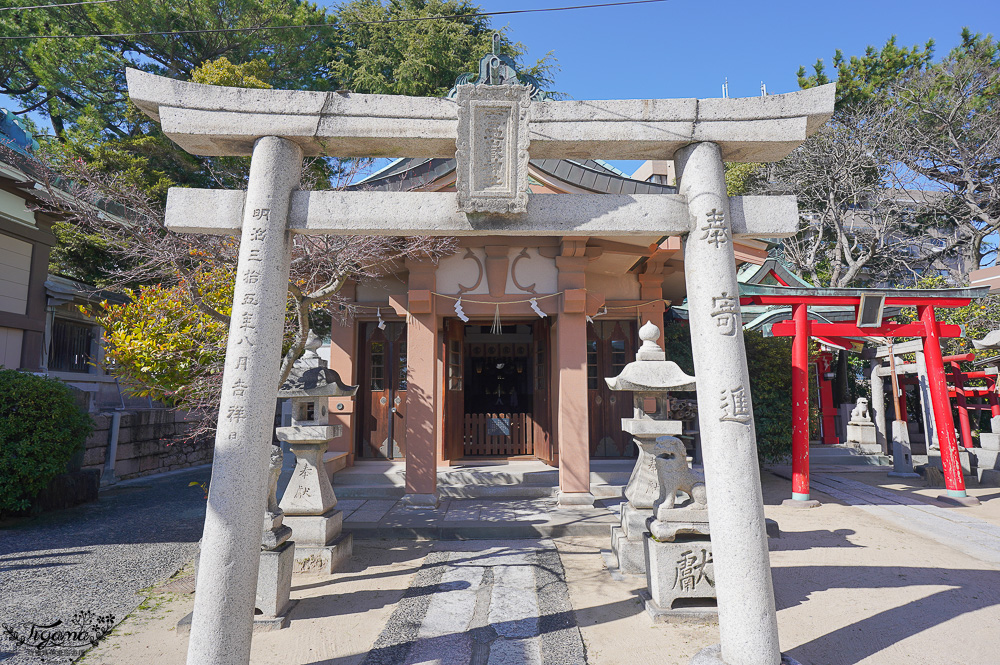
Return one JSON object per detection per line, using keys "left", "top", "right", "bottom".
{"left": 0, "top": 0, "right": 127, "bottom": 12}
{"left": 0, "top": 0, "right": 667, "bottom": 40}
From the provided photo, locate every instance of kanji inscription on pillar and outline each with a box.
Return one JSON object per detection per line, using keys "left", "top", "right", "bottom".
{"left": 455, "top": 84, "right": 531, "bottom": 214}
{"left": 710, "top": 291, "right": 740, "bottom": 336}
{"left": 700, "top": 208, "right": 729, "bottom": 247}
{"left": 719, "top": 385, "right": 752, "bottom": 424}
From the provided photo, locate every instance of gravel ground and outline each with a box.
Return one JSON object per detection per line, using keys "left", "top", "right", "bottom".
{"left": 0, "top": 466, "right": 211, "bottom": 664}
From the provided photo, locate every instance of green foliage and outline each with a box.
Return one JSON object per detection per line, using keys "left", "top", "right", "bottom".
{"left": 661, "top": 321, "right": 694, "bottom": 374}
{"left": 329, "top": 0, "right": 557, "bottom": 98}
{"left": 93, "top": 269, "right": 234, "bottom": 408}
{"left": 0, "top": 370, "right": 94, "bottom": 514}
{"left": 724, "top": 162, "right": 765, "bottom": 196}
{"left": 0, "top": 0, "right": 335, "bottom": 139}
{"left": 745, "top": 331, "right": 794, "bottom": 463}
{"left": 191, "top": 57, "right": 273, "bottom": 89}
{"left": 662, "top": 323, "right": 793, "bottom": 463}
{"left": 797, "top": 34, "right": 935, "bottom": 111}
{"left": 49, "top": 221, "right": 120, "bottom": 286}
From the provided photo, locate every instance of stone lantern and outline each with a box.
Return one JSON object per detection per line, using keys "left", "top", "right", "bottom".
{"left": 603, "top": 321, "right": 699, "bottom": 575}
{"left": 277, "top": 332, "right": 358, "bottom": 574}
{"left": 605, "top": 321, "right": 716, "bottom": 621}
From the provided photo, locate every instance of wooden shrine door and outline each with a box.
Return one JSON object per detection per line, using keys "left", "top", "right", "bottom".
{"left": 587, "top": 320, "right": 636, "bottom": 457}
{"left": 444, "top": 319, "right": 465, "bottom": 460}
{"left": 532, "top": 319, "right": 553, "bottom": 463}
{"left": 356, "top": 321, "right": 407, "bottom": 459}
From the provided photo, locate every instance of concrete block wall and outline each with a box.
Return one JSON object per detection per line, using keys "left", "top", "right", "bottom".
{"left": 81, "top": 409, "right": 213, "bottom": 480}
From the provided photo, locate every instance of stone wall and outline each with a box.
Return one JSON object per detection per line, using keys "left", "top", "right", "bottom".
{"left": 81, "top": 409, "right": 213, "bottom": 480}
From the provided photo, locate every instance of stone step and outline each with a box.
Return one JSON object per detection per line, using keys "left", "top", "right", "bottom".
{"left": 334, "top": 483, "right": 624, "bottom": 500}
{"left": 807, "top": 446, "right": 891, "bottom": 466}
{"left": 331, "top": 462, "right": 635, "bottom": 489}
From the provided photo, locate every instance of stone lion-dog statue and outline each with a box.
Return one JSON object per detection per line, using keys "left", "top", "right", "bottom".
{"left": 652, "top": 435, "right": 707, "bottom": 519}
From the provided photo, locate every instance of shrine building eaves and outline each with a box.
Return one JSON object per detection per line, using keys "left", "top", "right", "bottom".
{"left": 126, "top": 69, "right": 836, "bottom": 163}
{"left": 740, "top": 284, "right": 991, "bottom": 306}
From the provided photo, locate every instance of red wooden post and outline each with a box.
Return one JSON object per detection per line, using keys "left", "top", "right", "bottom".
{"left": 918, "top": 305, "right": 971, "bottom": 500}
{"left": 791, "top": 303, "right": 813, "bottom": 502}
{"left": 987, "top": 377, "right": 1000, "bottom": 419}
{"left": 898, "top": 383, "right": 909, "bottom": 422}
{"left": 949, "top": 362, "right": 974, "bottom": 449}
{"left": 818, "top": 352, "right": 838, "bottom": 444}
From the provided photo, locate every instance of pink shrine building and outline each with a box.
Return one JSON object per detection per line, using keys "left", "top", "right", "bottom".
{"left": 324, "top": 157, "right": 771, "bottom": 500}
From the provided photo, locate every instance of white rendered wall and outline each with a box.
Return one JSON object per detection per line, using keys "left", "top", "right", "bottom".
{"left": 0, "top": 326, "right": 23, "bottom": 368}
{"left": 0, "top": 234, "right": 31, "bottom": 314}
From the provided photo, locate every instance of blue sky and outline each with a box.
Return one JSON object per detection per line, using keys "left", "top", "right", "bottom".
{"left": 465, "top": 0, "right": 994, "bottom": 101}
{"left": 451, "top": 0, "right": 996, "bottom": 175}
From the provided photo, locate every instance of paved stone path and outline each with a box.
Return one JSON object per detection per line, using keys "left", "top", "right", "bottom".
{"left": 361, "top": 540, "right": 586, "bottom": 665}
{"left": 810, "top": 473, "right": 1000, "bottom": 565}
{"left": 0, "top": 466, "right": 211, "bottom": 664}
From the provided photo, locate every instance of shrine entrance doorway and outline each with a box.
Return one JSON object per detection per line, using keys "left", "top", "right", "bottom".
{"left": 444, "top": 319, "right": 552, "bottom": 461}
{"left": 356, "top": 321, "right": 407, "bottom": 459}
{"left": 587, "top": 319, "right": 636, "bottom": 458}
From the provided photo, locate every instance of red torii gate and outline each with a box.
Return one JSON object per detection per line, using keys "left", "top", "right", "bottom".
{"left": 946, "top": 362, "right": 1000, "bottom": 449}
{"left": 741, "top": 285, "right": 989, "bottom": 506}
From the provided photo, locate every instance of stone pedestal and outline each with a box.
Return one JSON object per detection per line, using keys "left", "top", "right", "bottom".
{"left": 279, "top": 443, "right": 353, "bottom": 574}
{"left": 643, "top": 534, "right": 716, "bottom": 622}
{"left": 981, "top": 433, "right": 1000, "bottom": 450}
{"left": 928, "top": 447, "right": 973, "bottom": 477}
{"left": 847, "top": 421, "right": 879, "bottom": 454}
{"left": 610, "top": 503, "right": 652, "bottom": 574}
{"left": 889, "top": 420, "right": 920, "bottom": 478}
{"left": 255, "top": 446, "right": 296, "bottom": 628}
{"left": 255, "top": 542, "right": 296, "bottom": 631}
{"left": 283, "top": 509, "right": 353, "bottom": 574}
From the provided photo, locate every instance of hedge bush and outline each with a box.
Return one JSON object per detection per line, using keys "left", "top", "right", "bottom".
{"left": 0, "top": 369, "right": 94, "bottom": 514}
{"left": 662, "top": 322, "right": 793, "bottom": 463}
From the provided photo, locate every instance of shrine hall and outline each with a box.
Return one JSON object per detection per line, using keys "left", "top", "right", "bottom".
{"left": 325, "top": 155, "right": 770, "bottom": 469}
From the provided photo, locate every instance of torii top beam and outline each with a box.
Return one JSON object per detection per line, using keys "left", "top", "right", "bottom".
{"left": 126, "top": 69, "right": 835, "bottom": 163}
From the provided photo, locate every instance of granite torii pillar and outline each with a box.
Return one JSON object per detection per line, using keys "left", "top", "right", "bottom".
{"left": 677, "top": 142, "right": 782, "bottom": 665}
{"left": 187, "top": 136, "right": 301, "bottom": 665}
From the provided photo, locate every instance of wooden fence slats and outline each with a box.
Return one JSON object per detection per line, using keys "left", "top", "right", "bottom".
{"left": 462, "top": 412, "right": 535, "bottom": 457}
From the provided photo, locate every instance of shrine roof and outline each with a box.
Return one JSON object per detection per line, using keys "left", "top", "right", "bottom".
{"left": 350, "top": 157, "right": 677, "bottom": 196}
{"left": 740, "top": 284, "right": 990, "bottom": 302}
{"left": 278, "top": 366, "right": 357, "bottom": 398}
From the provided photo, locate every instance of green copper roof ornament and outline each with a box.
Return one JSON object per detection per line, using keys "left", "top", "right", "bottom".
{"left": 447, "top": 33, "right": 547, "bottom": 100}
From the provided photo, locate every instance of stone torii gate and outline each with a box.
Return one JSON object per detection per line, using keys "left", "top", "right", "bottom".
{"left": 127, "top": 68, "right": 834, "bottom": 665}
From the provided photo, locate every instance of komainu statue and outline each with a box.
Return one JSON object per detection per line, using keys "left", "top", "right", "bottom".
{"left": 651, "top": 435, "right": 707, "bottom": 520}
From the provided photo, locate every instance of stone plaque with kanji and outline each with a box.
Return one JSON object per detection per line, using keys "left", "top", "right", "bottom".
{"left": 455, "top": 83, "right": 531, "bottom": 214}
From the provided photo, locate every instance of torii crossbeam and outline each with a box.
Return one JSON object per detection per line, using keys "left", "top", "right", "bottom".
{"left": 127, "top": 67, "right": 835, "bottom": 665}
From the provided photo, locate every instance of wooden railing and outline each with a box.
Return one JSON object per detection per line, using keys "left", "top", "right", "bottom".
{"left": 463, "top": 412, "right": 534, "bottom": 456}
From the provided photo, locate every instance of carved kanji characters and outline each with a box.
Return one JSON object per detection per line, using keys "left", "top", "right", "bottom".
{"left": 672, "top": 548, "right": 713, "bottom": 591}
{"left": 700, "top": 208, "right": 729, "bottom": 247}
{"left": 710, "top": 291, "right": 740, "bottom": 336}
{"left": 719, "top": 385, "right": 752, "bottom": 424}
{"left": 226, "top": 405, "right": 247, "bottom": 422}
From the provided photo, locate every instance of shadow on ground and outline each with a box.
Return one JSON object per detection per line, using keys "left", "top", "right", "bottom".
{"left": 775, "top": 565, "right": 1000, "bottom": 665}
